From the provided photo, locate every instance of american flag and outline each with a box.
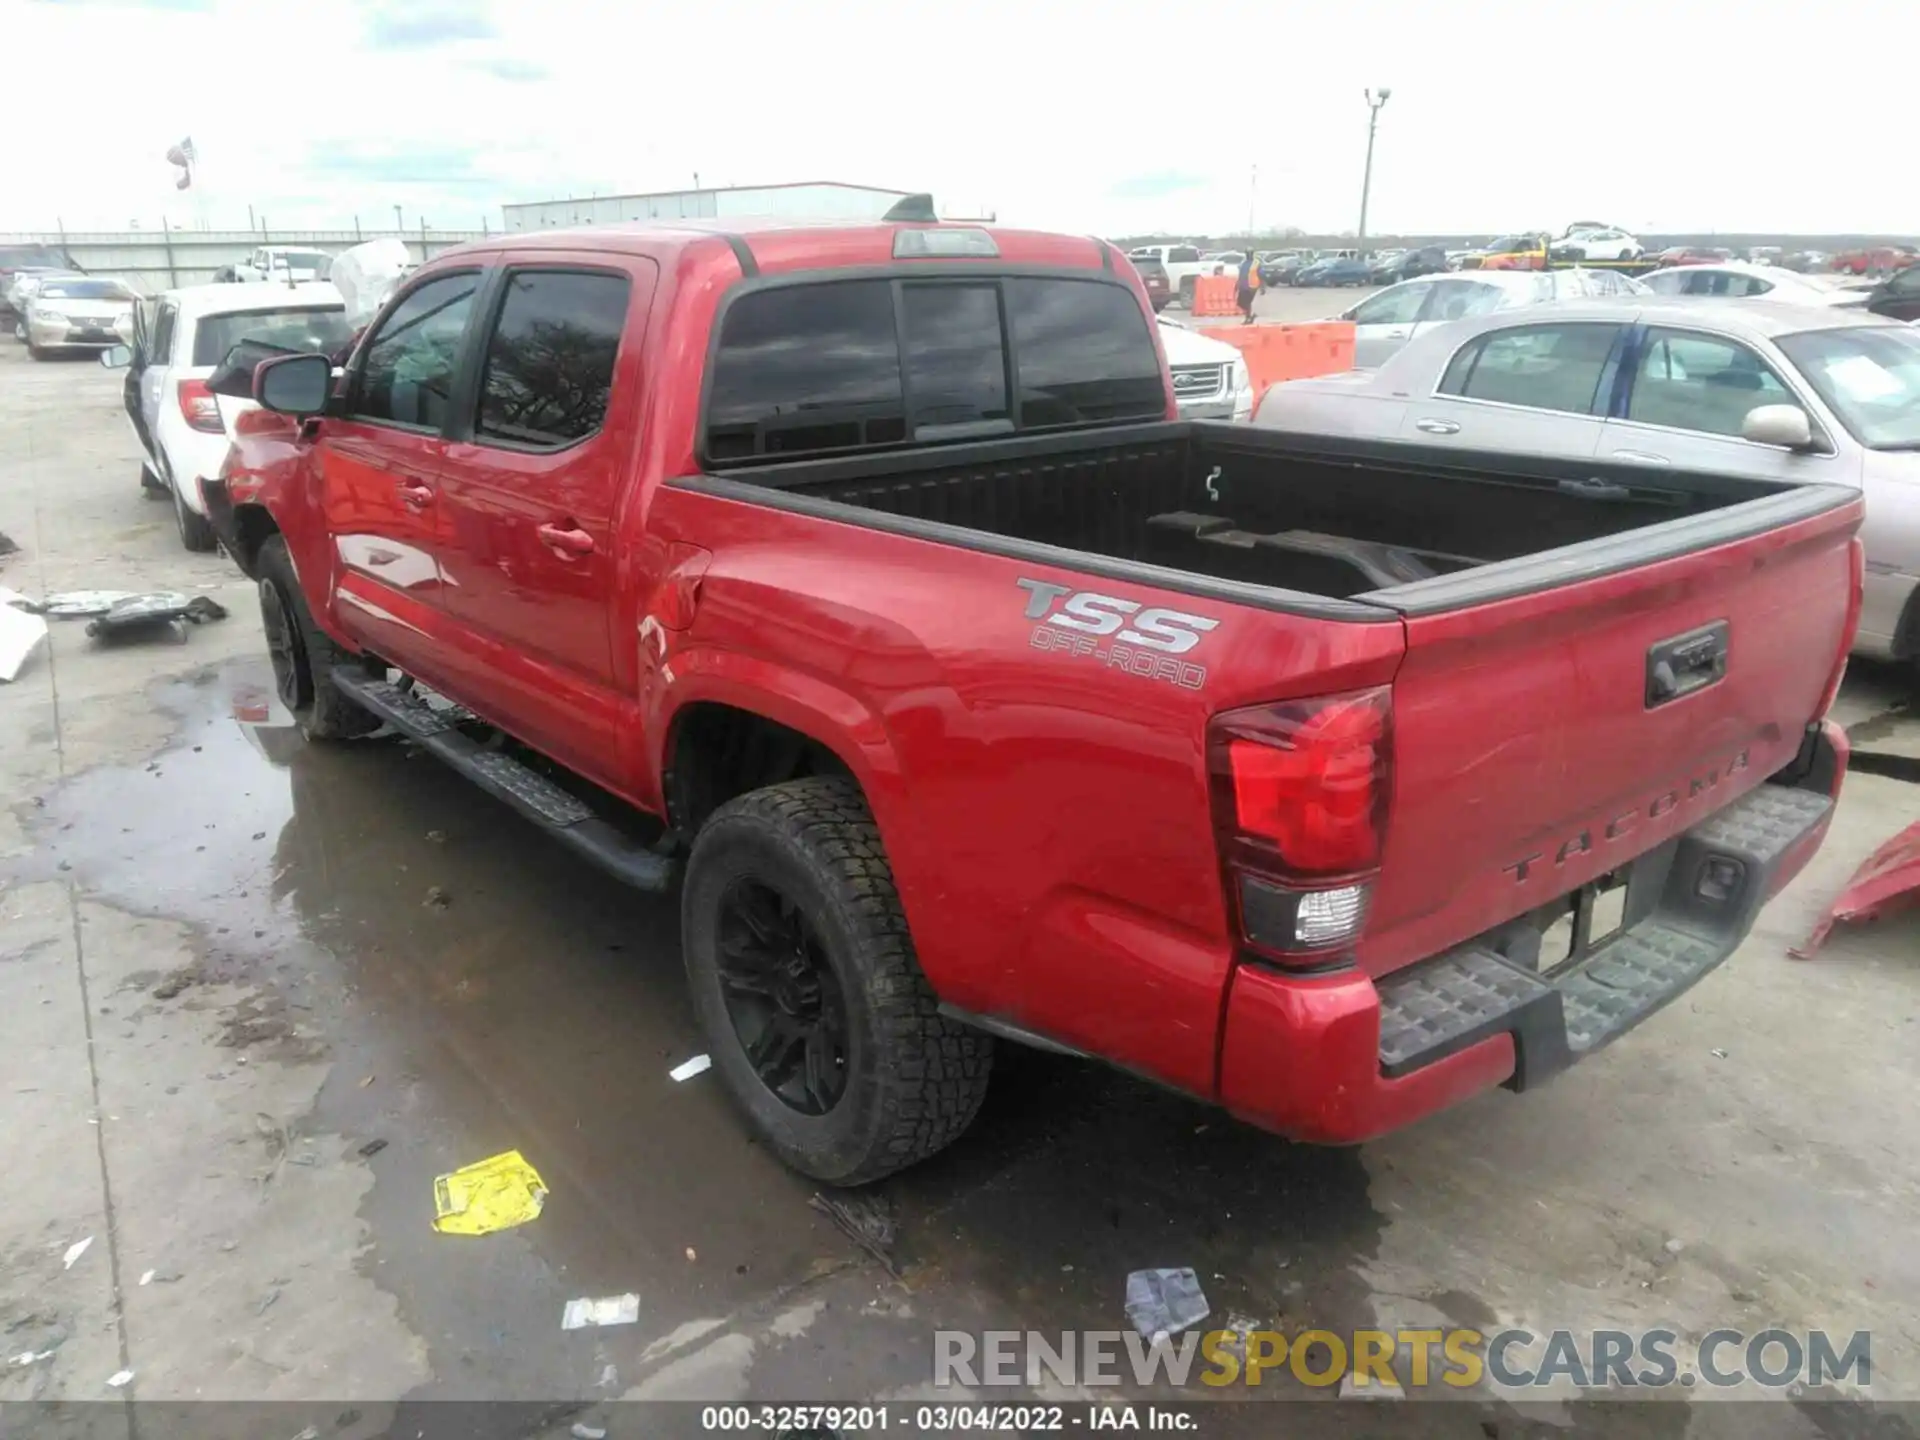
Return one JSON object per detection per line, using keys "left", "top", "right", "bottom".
{"left": 166, "top": 137, "right": 195, "bottom": 189}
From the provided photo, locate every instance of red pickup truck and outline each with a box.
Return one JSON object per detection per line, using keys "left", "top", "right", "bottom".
{"left": 207, "top": 206, "right": 1862, "bottom": 1184}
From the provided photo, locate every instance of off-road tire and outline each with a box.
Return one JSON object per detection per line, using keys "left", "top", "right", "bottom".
{"left": 682, "top": 776, "right": 993, "bottom": 1185}
{"left": 256, "top": 535, "right": 379, "bottom": 740}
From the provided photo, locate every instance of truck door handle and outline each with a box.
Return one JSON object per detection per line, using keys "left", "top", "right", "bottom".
{"left": 396, "top": 482, "right": 435, "bottom": 508}
{"left": 537, "top": 523, "right": 595, "bottom": 558}
{"left": 1414, "top": 418, "right": 1460, "bottom": 435}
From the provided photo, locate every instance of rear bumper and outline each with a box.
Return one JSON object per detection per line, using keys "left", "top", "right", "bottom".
{"left": 1217, "top": 722, "right": 1845, "bottom": 1145}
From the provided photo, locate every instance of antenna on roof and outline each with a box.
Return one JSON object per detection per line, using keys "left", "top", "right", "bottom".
{"left": 881, "top": 193, "right": 938, "bottom": 223}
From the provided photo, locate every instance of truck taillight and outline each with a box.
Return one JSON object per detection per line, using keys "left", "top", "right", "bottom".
{"left": 177, "top": 378, "right": 224, "bottom": 434}
{"left": 1209, "top": 687, "right": 1392, "bottom": 964}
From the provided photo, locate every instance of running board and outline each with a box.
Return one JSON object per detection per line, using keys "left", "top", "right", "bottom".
{"left": 331, "top": 672, "right": 677, "bottom": 894}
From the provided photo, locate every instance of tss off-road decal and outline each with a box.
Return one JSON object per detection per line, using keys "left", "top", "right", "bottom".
{"left": 1016, "top": 578, "right": 1218, "bottom": 690}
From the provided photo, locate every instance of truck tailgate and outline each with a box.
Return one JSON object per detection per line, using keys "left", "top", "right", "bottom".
{"left": 1358, "top": 493, "right": 1861, "bottom": 978}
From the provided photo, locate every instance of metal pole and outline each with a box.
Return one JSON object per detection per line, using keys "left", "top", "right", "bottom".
{"left": 393, "top": 205, "right": 403, "bottom": 232}
{"left": 354, "top": 214, "right": 362, "bottom": 240}
{"left": 247, "top": 203, "right": 255, "bottom": 230}
{"left": 160, "top": 218, "right": 177, "bottom": 288}
{"left": 1246, "top": 164, "right": 1257, "bottom": 243}
{"left": 1357, "top": 88, "right": 1391, "bottom": 256}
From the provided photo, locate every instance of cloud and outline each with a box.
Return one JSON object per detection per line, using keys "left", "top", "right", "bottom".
{"left": 364, "top": 2, "right": 496, "bottom": 48}
{"left": 27, "top": 0, "right": 211, "bottom": 8}
{"left": 471, "top": 54, "right": 549, "bottom": 82}
{"left": 1108, "top": 172, "right": 1209, "bottom": 201}
{"left": 302, "top": 141, "right": 494, "bottom": 186}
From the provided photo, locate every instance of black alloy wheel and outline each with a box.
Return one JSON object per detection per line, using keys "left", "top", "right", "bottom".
{"left": 716, "top": 877, "right": 850, "bottom": 1116}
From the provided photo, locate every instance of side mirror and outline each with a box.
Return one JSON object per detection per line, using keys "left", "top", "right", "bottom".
{"left": 254, "top": 352, "right": 332, "bottom": 417}
{"left": 1741, "top": 404, "right": 1815, "bottom": 451}
{"left": 99, "top": 344, "right": 132, "bottom": 370}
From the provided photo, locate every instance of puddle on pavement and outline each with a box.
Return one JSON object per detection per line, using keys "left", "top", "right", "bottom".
{"left": 7, "top": 659, "right": 1390, "bottom": 1398}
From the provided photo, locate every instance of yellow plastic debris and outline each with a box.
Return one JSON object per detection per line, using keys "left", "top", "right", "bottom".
{"left": 432, "top": 1150, "right": 548, "bottom": 1236}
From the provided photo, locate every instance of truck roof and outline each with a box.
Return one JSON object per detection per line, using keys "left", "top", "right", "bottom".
{"left": 432, "top": 220, "right": 1116, "bottom": 278}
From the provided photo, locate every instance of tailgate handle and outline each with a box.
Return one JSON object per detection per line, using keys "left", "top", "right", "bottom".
{"left": 1646, "top": 621, "right": 1729, "bottom": 708}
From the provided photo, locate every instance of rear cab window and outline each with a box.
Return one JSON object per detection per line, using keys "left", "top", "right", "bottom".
{"left": 704, "top": 275, "right": 1164, "bottom": 463}
{"left": 191, "top": 307, "right": 355, "bottom": 367}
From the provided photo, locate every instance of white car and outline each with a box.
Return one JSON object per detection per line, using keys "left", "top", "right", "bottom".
{"left": 233, "top": 245, "right": 333, "bottom": 284}
{"left": 1337, "top": 268, "right": 1650, "bottom": 367}
{"left": 21, "top": 276, "right": 138, "bottom": 358}
{"left": 105, "top": 282, "right": 354, "bottom": 551}
{"left": 1640, "top": 263, "right": 1870, "bottom": 308}
{"left": 1157, "top": 318, "right": 1253, "bottom": 420}
{"left": 1127, "top": 244, "right": 1213, "bottom": 307}
{"left": 1553, "top": 228, "right": 1642, "bottom": 261}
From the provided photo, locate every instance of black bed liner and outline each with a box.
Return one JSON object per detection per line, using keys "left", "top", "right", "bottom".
{"left": 672, "top": 420, "right": 1855, "bottom": 620}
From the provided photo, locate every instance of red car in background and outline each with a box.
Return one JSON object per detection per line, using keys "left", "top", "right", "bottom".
{"left": 1832, "top": 245, "right": 1918, "bottom": 277}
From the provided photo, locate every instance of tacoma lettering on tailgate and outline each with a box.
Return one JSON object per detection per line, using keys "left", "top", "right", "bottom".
{"left": 1015, "top": 577, "right": 1218, "bottom": 691}
{"left": 1504, "top": 749, "right": 1752, "bottom": 884}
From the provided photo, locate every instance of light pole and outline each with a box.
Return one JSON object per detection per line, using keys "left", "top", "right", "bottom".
{"left": 1357, "top": 87, "right": 1391, "bottom": 256}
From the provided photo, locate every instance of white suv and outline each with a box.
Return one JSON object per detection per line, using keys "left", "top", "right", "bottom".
{"left": 1128, "top": 245, "right": 1213, "bottom": 307}
{"left": 106, "top": 283, "right": 353, "bottom": 550}
{"left": 233, "top": 246, "right": 333, "bottom": 283}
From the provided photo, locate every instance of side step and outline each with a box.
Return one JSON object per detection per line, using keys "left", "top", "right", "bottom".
{"left": 332, "top": 672, "right": 677, "bottom": 894}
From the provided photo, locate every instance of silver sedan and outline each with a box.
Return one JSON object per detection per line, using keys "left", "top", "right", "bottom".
{"left": 1337, "top": 268, "right": 1649, "bottom": 367}
{"left": 1256, "top": 299, "right": 1920, "bottom": 666}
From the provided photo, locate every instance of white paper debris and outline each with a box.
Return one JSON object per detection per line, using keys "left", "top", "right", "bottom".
{"left": 571, "top": 1425, "right": 608, "bottom": 1440}
{"left": 561, "top": 1294, "right": 640, "bottom": 1330}
{"left": 62, "top": 1237, "right": 93, "bottom": 1270}
{"left": 669, "top": 1054, "right": 712, "bottom": 1082}
{"left": 0, "top": 601, "right": 48, "bottom": 684}
{"left": 106, "top": 1369, "right": 134, "bottom": 1388}
{"left": 138, "top": 1269, "right": 155, "bottom": 1286}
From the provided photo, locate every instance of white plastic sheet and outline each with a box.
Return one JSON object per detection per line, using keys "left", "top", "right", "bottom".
{"left": 328, "top": 239, "right": 415, "bottom": 327}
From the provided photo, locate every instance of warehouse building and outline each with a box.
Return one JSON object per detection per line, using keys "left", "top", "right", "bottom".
{"left": 502, "top": 181, "right": 919, "bottom": 232}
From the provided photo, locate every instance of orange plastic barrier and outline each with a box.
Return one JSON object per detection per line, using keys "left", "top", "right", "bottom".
{"left": 1190, "top": 275, "right": 1239, "bottom": 318}
{"left": 1199, "top": 321, "right": 1357, "bottom": 405}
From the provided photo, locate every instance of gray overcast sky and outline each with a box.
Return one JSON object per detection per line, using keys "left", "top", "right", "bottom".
{"left": 4, "top": 0, "right": 1913, "bottom": 238}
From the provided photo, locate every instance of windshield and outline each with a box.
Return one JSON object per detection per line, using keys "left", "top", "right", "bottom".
{"left": 192, "top": 306, "right": 354, "bottom": 367}
{"left": 1777, "top": 326, "right": 1920, "bottom": 450}
{"left": 38, "top": 279, "right": 135, "bottom": 301}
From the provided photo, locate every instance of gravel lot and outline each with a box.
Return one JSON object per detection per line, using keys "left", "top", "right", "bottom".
{"left": 2, "top": 339, "right": 1917, "bottom": 1436}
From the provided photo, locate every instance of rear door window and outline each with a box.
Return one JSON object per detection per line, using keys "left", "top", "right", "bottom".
{"left": 1439, "top": 322, "right": 1625, "bottom": 414}
{"left": 474, "top": 269, "right": 631, "bottom": 447}
{"left": 1351, "top": 285, "right": 1429, "bottom": 326}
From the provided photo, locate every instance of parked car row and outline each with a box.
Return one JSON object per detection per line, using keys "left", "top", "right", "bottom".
{"left": 1335, "top": 268, "right": 1650, "bottom": 366}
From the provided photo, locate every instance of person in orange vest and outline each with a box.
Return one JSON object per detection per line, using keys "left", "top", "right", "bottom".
{"left": 1235, "top": 250, "right": 1261, "bottom": 326}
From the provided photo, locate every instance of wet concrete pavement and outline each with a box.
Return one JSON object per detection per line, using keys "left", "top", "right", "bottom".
{"left": 4, "top": 343, "right": 1920, "bottom": 1437}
